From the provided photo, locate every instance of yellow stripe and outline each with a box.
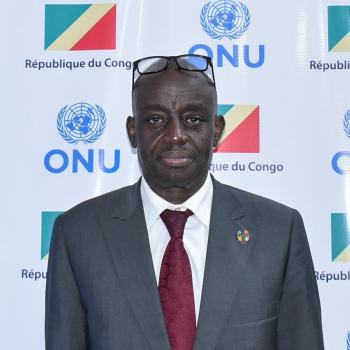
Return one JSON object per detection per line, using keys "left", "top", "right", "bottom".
{"left": 220, "top": 105, "right": 258, "bottom": 142}
{"left": 335, "top": 244, "right": 350, "bottom": 262}
{"left": 331, "top": 31, "right": 350, "bottom": 52}
{"left": 47, "top": 3, "right": 114, "bottom": 51}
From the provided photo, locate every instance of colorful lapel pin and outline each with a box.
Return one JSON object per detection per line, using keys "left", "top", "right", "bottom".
{"left": 236, "top": 229, "right": 250, "bottom": 244}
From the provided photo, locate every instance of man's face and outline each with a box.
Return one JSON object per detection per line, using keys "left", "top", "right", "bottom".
{"left": 127, "top": 67, "right": 225, "bottom": 196}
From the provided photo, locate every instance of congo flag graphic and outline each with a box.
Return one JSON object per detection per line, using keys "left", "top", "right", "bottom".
{"left": 331, "top": 213, "right": 350, "bottom": 262}
{"left": 215, "top": 104, "right": 259, "bottom": 153}
{"left": 45, "top": 3, "right": 116, "bottom": 51}
{"left": 328, "top": 6, "right": 350, "bottom": 52}
{"left": 41, "top": 211, "right": 63, "bottom": 259}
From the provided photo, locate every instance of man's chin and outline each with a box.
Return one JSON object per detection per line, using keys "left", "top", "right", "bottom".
{"left": 156, "top": 169, "right": 207, "bottom": 189}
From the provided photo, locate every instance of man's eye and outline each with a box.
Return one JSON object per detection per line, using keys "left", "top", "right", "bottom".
{"left": 146, "top": 115, "right": 165, "bottom": 126}
{"left": 185, "top": 115, "right": 203, "bottom": 125}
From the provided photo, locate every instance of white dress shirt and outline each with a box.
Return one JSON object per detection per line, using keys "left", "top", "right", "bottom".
{"left": 140, "top": 175, "right": 213, "bottom": 323}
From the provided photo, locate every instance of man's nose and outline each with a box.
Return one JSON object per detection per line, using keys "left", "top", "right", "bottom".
{"left": 166, "top": 117, "right": 188, "bottom": 144}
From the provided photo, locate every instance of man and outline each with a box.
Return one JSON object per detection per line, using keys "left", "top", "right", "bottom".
{"left": 45, "top": 54, "right": 324, "bottom": 350}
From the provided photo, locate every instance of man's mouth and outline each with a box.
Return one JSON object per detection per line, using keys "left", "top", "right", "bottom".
{"left": 159, "top": 151, "right": 193, "bottom": 168}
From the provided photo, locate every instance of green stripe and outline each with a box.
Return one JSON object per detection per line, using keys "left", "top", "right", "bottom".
{"left": 328, "top": 6, "right": 350, "bottom": 51}
{"left": 45, "top": 4, "right": 91, "bottom": 49}
{"left": 217, "top": 104, "right": 234, "bottom": 116}
{"left": 331, "top": 213, "right": 350, "bottom": 261}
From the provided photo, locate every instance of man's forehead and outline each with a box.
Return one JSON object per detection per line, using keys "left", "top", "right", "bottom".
{"left": 131, "top": 66, "right": 217, "bottom": 115}
{"left": 133, "top": 72, "right": 215, "bottom": 109}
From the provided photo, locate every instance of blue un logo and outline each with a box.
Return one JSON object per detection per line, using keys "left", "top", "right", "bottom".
{"left": 200, "top": 0, "right": 250, "bottom": 40}
{"left": 57, "top": 102, "right": 106, "bottom": 144}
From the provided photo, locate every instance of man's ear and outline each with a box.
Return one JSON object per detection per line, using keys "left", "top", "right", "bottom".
{"left": 126, "top": 116, "right": 137, "bottom": 148}
{"left": 213, "top": 115, "right": 225, "bottom": 147}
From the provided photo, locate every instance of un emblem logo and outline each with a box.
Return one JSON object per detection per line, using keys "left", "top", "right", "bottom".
{"left": 200, "top": 0, "right": 250, "bottom": 40}
{"left": 57, "top": 102, "right": 106, "bottom": 144}
{"left": 344, "top": 109, "right": 350, "bottom": 140}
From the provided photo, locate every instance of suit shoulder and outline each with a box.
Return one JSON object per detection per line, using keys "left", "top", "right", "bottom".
{"left": 216, "top": 182, "right": 305, "bottom": 245}
{"left": 61, "top": 181, "right": 139, "bottom": 222}
{"left": 217, "top": 181, "right": 295, "bottom": 218}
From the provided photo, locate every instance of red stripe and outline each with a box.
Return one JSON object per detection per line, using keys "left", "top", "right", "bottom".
{"left": 215, "top": 106, "right": 260, "bottom": 153}
{"left": 71, "top": 5, "right": 116, "bottom": 51}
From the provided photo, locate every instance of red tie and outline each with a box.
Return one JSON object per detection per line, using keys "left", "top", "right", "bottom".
{"left": 159, "top": 209, "right": 196, "bottom": 350}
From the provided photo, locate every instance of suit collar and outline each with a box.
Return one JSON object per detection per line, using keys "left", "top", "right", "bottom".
{"left": 111, "top": 178, "right": 142, "bottom": 220}
{"left": 100, "top": 181, "right": 171, "bottom": 350}
{"left": 210, "top": 175, "right": 248, "bottom": 220}
{"left": 194, "top": 177, "right": 259, "bottom": 350}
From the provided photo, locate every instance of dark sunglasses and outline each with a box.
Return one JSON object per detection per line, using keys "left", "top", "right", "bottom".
{"left": 132, "top": 54, "right": 216, "bottom": 89}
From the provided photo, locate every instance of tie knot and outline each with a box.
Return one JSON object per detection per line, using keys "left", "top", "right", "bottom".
{"left": 160, "top": 209, "right": 193, "bottom": 239}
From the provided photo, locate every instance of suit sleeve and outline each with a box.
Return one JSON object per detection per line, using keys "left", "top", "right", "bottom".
{"left": 45, "top": 215, "right": 88, "bottom": 350}
{"left": 277, "top": 209, "right": 324, "bottom": 350}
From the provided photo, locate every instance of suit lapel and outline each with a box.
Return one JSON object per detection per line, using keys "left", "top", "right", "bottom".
{"left": 98, "top": 182, "right": 171, "bottom": 350}
{"left": 194, "top": 179, "right": 259, "bottom": 350}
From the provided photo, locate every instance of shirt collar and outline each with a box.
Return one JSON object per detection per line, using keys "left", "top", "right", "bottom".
{"left": 141, "top": 174, "right": 213, "bottom": 230}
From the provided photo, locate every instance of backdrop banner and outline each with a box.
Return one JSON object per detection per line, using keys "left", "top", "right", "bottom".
{"left": 1, "top": 0, "right": 350, "bottom": 348}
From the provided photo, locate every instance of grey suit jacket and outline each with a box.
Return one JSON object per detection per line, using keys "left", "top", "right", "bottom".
{"left": 45, "top": 178, "right": 324, "bottom": 350}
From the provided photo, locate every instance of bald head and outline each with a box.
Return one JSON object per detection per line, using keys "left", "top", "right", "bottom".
{"left": 132, "top": 64, "right": 217, "bottom": 114}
